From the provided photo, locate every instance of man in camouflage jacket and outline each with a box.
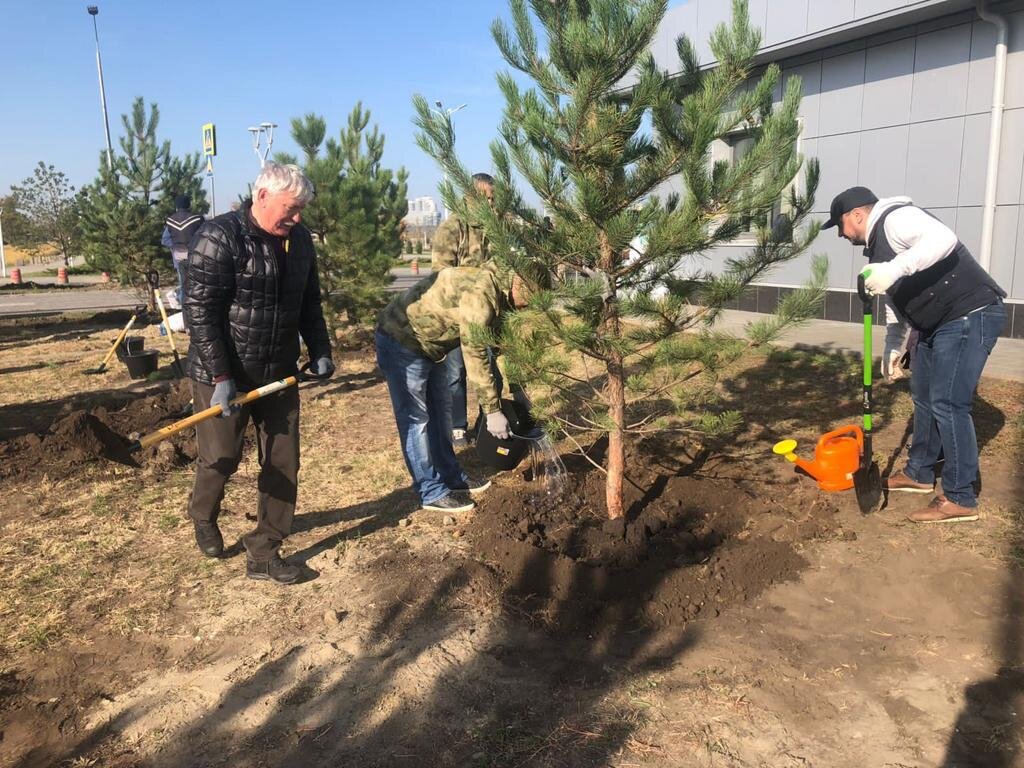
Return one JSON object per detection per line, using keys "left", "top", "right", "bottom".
{"left": 430, "top": 173, "right": 502, "bottom": 447}
{"left": 375, "top": 261, "right": 528, "bottom": 512}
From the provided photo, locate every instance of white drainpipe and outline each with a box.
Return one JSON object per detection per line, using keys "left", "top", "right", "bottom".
{"left": 975, "top": 0, "right": 1008, "bottom": 273}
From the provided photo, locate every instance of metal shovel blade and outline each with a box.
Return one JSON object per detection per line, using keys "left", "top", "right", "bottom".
{"left": 853, "top": 461, "right": 883, "bottom": 514}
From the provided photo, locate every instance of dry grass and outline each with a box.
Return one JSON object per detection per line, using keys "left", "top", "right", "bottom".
{"left": 1, "top": 316, "right": 1021, "bottom": 668}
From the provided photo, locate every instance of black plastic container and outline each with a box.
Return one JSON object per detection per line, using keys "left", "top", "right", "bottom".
{"left": 474, "top": 399, "right": 535, "bottom": 470}
{"left": 123, "top": 349, "right": 159, "bottom": 379}
{"left": 117, "top": 335, "right": 145, "bottom": 360}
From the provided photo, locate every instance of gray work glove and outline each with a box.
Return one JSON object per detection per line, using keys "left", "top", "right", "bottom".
{"left": 312, "top": 356, "right": 335, "bottom": 378}
{"left": 486, "top": 410, "right": 511, "bottom": 440}
{"left": 211, "top": 378, "right": 238, "bottom": 417}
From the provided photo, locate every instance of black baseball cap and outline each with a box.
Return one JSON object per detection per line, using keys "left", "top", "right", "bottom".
{"left": 823, "top": 186, "right": 878, "bottom": 229}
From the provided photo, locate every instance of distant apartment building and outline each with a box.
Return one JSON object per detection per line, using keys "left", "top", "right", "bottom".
{"left": 650, "top": 0, "right": 1024, "bottom": 338}
{"left": 405, "top": 196, "right": 442, "bottom": 228}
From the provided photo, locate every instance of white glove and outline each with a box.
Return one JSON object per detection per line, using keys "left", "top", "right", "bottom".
{"left": 882, "top": 321, "right": 908, "bottom": 382}
{"left": 486, "top": 410, "right": 511, "bottom": 440}
{"left": 860, "top": 262, "right": 900, "bottom": 296}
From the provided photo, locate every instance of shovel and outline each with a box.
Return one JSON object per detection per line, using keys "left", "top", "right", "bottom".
{"left": 127, "top": 376, "right": 297, "bottom": 452}
{"left": 854, "top": 272, "right": 884, "bottom": 514}
{"left": 153, "top": 288, "right": 184, "bottom": 378}
{"left": 83, "top": 314, "right": 137, "bottom": 375}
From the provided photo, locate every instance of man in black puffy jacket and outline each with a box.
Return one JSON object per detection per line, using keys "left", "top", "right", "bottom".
{"left": 183, "top": 162, "right": 334, "bottom": 584}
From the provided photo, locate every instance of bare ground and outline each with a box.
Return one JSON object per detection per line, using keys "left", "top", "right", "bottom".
{"left": 0, "top": 312, "right": 1021, "bottom": 768}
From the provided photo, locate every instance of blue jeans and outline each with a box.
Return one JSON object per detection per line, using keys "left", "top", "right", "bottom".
{"left": 904, "top": 302, "right": 1005, "bottom": 507}
{"left": 375, "top": 330, "right": 468, "bottom": 505}
{"left": 174, "top": 258, "right": 188, "bottom": 307}
{"left": 446, "top": 346, "right": 504, "bottom": 432}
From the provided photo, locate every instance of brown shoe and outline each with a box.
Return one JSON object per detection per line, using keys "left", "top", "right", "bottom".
{"left": 907, "top": 495, "right": 979, "bottom": 524}
{"left": 884, "top": 469, "right": 933, "bottom": 494}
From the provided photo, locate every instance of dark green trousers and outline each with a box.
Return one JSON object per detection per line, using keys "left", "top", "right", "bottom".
{"left": 188, "top": 380, "right": 300, "bottom": 561}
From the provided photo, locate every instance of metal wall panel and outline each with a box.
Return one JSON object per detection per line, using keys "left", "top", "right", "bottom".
{"left": 819, "top": 51, "right": 866, "bottom": 135}
{"left": 967, "top": 19, "right": 998, "bottom": 114}
{"left": 956, "top": 206, "right": 984, "bottom": 256}
{"left": 815, "top": 133, "right": 862, "bottom": 209}
{"left": 1014, "top": 207, "right": 1024, "bottom": 298}
{"left": 861, "top": 38, "right": 916, "bottom": 129}
{"left": 910, "top": 24, "right": 972, "bottom": 122}
{"left": 807, "top": 0, "right": 857, "bottom": 33}
{"left": 997, "top": 108, "right": 1024, "bottom": 205}
{"left": 858, "top": 125, "right": 911, "bottom": 193}
{"left": 785, "top": 61, "right": 823, "bottom": 138}
{"left": 764, "top": 0, "right": 809, "bottom": 47}
{"left": 1007, "top": 11, "right": 1024, "bottom": 110}
{"left": 855, "top": 0, "right": 909, "bottom": 19}
{"left": 905, "top": 118, "right": 965, "bottom": 208}
{"left": 958, "top": 113, "right": 991, "bottom": 206}
{"left": 990, "top": 206, "right": 1021, "bottom": 289}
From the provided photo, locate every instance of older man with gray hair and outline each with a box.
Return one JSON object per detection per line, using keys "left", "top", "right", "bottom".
{"left": 183, "top": 162, "right": 334, "bottom": 584}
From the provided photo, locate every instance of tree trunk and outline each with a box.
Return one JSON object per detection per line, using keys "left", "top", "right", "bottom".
{"left": 598, "top": 231, "right": 626, "bottom": 519}
{"left": 605, "top": 353, "right": 626, "bottom": 519}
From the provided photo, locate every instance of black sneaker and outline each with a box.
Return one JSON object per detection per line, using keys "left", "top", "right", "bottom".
{"left": 450, "top": 476, "right": 492, "bottom": 495}
{"left": 246, "top": 554, "right": 301, "bottom": 584}
{"left": 422, "top": 495, "right": 476, "bottom": 513}
{"left": 193, "top": 520, "right": 224, "bottom": 558}
{"left": 451, "top": 429, "right": 469, "bottom": 449}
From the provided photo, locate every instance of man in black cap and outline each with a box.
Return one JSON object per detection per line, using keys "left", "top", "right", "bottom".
{"left": 162, "top": 195, "right": 205, "bottom": 307}
{"left": 824, "top": 187, "right": 1006, "bottom": 524}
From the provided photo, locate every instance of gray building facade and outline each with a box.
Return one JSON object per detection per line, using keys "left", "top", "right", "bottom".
{"left": 653, "top": 0, "right": 1024, "bottom": 337}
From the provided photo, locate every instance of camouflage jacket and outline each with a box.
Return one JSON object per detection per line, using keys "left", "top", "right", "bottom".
{"left": 378, "top": 264, "right": 510, "bottom": 413}
{"left": 430, "top": 215, "right": 489, "bottom": 270}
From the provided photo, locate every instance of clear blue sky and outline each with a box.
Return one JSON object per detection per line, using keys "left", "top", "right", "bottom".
{"left": 0, "top": 0, "right": 542, "bottom": 211}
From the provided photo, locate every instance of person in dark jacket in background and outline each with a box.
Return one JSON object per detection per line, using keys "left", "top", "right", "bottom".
{"left": 162, "top": 195, "right": 205, "bottom": 306}
{"left": 183, "top": 162, "right": 334, "bottom": 584}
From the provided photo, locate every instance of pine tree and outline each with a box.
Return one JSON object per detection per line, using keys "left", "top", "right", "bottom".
{"left": 415, "top": 0, "right": 827, "bottom": 519}
{"left": 78, "top": 97, "right": 205, "bottom": 305}
{"left": 281, "top": 105, "right": 409, "bottom": 327}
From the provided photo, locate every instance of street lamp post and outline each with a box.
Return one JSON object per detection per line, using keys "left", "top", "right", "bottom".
{"left": 430, "top": 101, "right": 466, "bottom": 221}
{"left": 86, "top": 6, "right": 114, "bottom": 171}
{"left": 247, "top": 122, "right": 277, "bottom": 167}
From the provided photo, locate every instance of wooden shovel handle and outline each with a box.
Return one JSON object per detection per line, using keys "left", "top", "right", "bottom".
{"left": 132, "top": 376, "right": 298, "bottom": 451}
{"left": 153, "top": 289, "right": 179, "bottom": 355}
{"left": 99, "top": 314, "right": 137, "bottom": 369}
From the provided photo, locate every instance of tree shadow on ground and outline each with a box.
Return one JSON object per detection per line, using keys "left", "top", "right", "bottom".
{"left": 0, "top": 308, "right": 144, "bottom": 350}
{"left": 40, "top": 465, "right": 706, "bottom": 767}
{"left": 941, "top": 450, "right": 1024, "bottom": 767}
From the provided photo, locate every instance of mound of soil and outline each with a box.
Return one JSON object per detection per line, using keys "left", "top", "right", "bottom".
{"left": 0, "top": 383, "right": 194, "bottom": 481}
{"left": 468, "top": 442, "right": 846, "bottom": 636}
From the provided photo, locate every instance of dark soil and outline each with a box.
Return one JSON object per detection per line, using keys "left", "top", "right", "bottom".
{"left": 0, "top": 383, "right": 194, "bottom": 481}
{"left": 468, "top": 440, "right": 849, "bottom": 637}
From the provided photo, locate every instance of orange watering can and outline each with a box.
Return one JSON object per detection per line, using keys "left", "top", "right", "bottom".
{"left": 772, "top": 425, "right": 864, "bottom": 492}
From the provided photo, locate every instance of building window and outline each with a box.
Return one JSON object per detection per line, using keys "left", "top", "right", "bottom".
{"left": 711, "top": 119, "right": 803, "bottom": 244}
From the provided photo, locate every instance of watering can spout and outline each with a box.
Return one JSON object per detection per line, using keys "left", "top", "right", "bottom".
{"left": 772, "top": 439, "right": 824, "bottom": 481}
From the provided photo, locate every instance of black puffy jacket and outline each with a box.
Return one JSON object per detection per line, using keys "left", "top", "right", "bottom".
{"left": 183, "top": 202, "right": 332, "bottom": 388}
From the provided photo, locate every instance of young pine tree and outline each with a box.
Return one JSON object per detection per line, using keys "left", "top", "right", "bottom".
{"left": 280, "top": 105, "right": 409, "bottom": 328}
{"left": 415, "top": 0, "right": 827, "bottom": 519}
{"left": 78, "top": 97, "right": 205, "bottom": 305}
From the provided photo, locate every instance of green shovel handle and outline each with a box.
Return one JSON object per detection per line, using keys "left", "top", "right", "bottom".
{"left": 857, "top": 271, "right": 874, "bottom": 447}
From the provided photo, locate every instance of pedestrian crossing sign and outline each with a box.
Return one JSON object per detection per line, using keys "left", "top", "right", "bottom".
{"left": 202, "top": 123, "right": 217, "bottom": 156}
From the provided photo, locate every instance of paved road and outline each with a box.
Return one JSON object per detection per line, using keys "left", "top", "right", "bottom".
{"left": 0, "top": 268, "right": 433, "bottom": 318}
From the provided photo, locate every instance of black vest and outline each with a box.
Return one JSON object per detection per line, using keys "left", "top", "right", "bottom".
{"left": 864, "top": 204, "right": 1004, "bottom": 334}
{"left": 165, "top": 210, "right": 205, "bottom": 250}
